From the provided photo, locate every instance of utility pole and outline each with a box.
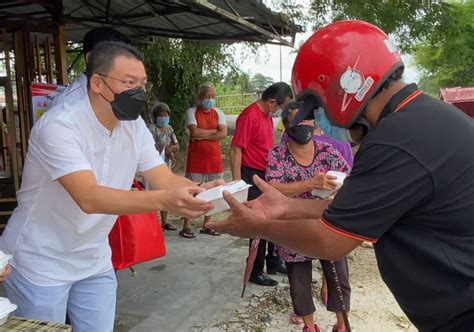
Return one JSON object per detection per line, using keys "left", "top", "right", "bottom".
{"left": 279, "top": 44, "right": 282, "bottom": 81}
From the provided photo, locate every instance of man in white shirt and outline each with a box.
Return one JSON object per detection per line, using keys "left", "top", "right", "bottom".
{"left": 0, "top": 41, "right": 216, "bottom": 331}
{"left": 49, "top": 27, "right": 130, "bottom": 109}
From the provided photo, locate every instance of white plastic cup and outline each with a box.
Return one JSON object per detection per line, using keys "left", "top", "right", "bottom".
{"left": 311, "top": 171, "right": 347, "bottom": 199}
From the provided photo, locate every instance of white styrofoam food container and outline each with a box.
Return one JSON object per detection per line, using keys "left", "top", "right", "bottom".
{"left": 0, "top": 251, "right": 12, "bottom": 275}
{"left": 311, "top": 171, "right": 347, "bottom": 199}
{"left": 0, "top": 297, "right": 17, "bottom": 325}
{"left": 195, "top": 180, "right": 251, "bottom": 216}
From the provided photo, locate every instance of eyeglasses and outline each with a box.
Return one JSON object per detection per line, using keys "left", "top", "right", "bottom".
{"left": 98, "top": 74, "right": 153, "bottom": 92}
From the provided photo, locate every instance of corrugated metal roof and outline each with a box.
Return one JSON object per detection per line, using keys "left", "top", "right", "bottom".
{"left": 440, "top": 87, "right": 474, "bottom": 103}
{"left": 0, "top": 0, "right": 298, "bottom": 46}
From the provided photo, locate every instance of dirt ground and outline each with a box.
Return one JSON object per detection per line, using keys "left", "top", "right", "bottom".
{"left": 115, "top": 212, "right": 416, "bottom": 332}
{"left": 206, "top": 244, "right": 416, "bottom": 332}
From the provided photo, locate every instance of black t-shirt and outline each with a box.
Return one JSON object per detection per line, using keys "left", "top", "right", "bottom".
{"left": 322, "top": 84, "right": 474, "bottom": 331}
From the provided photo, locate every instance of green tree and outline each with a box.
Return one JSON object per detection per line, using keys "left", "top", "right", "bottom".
{"left": 144, "top": 38, "right": 238, "bottom": 141}
{"left": 302, "top": 1, "right": 473, "bottom": 91}
{"left": 413, "top": 1, "right": 474, "bottom": 89}
{"left": 66, "top": 43, "right": 85, "bottom": 83}
{"left": 217, "top": 70, "right": 254, "bottom": 95}
{"left": 251, "top": 73, "right": 274, "bottom": 91}
{"left": 417, "top": 75, "right": 439, "bottom": 98}
{"left": 308, "top": 0, "right": 456, "bottom": 53}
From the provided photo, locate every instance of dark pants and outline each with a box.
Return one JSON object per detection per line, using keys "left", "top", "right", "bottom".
{"left": 285, "top": 258, "right": 351, "bottom": 316}
{"left": 320, "top": 258, "right": 351, "bottom": 313}
{"left": 285, "top": 260, "right": 315, "bottom": 316}
{"left": 241, "top": 165, "right": 281, "bottom": 275}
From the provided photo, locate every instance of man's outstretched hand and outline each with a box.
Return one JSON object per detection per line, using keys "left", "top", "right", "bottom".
{"left": 244, "top": 175, "right": 289, "bottom": 220}
{"left": 207, "top": 175, "right": 290, "bottom": 238}
{"left": 206, "top": 189, "right": 263, "bottom": 238}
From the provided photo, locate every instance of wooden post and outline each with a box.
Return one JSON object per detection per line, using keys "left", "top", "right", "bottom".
{"left": 45, "top": 36, "right": 53, "bottom": 83}
{"left": 0, "top": 103, "right": 5, "bottom": 172}
{"left": 1, "top": 29, "right": 20, "bottom": 192}
{"left": 21, "top": 30, "right": 33, "bottom": 159}
{"left": 53, "top": 24, "right": 67, "bottom": 85}
{"left": 34, "top": 34, "right": 42, "bottom": 83}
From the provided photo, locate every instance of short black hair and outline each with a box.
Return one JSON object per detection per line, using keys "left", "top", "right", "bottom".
{"left": 86, "top": 41, "right": 144, "bottom": 81}
{"left": 82, "top": 27, "right": 130, "bottom": 55}
{"left": 281, "top": 100, "right": 302, "bottom": 129}
{"left": 261, "top": 82, "right": 293, "bottom": 105}
{"left": 153, "top": 102, "right": 171, "bottom": 117}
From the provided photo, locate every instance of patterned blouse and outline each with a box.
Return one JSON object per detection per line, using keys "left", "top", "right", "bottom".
{"left": 265, "top": 140, "right": 351, "bottom": 262}
{"left": 147, "top": 123, "right": 178, "bottom": 165}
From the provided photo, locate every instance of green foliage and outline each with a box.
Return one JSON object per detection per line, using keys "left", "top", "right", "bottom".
{"left": 251, "top": 73, "right": 274, "bottom": 91}
{"left": 417, "top": 75, "right": 439, "bottom": 97}
{"left": 215, "top": 71, "right": 260, "bottom": 115}
{"left": 308, "top": 0, "right": 455, "bottom": 53}
{"left": 144, "top": 38, "right": 238, "bottom": 142}
{"left": 413, "top": 1, "right": 474, "bottom": 89}
{"left": 66, "top": 43, "right": 85, "bottom": 83}
{"left": 218, "top": 70, "right": 254, "bottom": 95}
{"left": 303, "top": 0, "right": 474, "bottom": 91}
{"left": 271, "top": 0, "right": 310, "bottom": 31}
{"left": 215, "top": 92, "right": 257, "bottom": 115}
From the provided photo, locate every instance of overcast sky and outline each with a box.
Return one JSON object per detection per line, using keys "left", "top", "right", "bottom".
{"left": 234, "top": 32, "right": 420, "bottom": 85}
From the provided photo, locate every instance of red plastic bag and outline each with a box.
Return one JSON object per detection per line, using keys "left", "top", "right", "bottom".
{"left": 109, "top": 180, "right": 166, "bottom": 270}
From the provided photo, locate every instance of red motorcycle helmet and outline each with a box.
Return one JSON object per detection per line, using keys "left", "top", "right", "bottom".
{"left": 292, "top": 20, "right": 404, "bottom": 128}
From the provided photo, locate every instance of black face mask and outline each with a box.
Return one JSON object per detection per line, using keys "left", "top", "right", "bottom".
{"left": 100, "top": 77, "right": 146, "bottom": 121}
{"left": 286, "top": 125, "right": 314, "bottom": 145}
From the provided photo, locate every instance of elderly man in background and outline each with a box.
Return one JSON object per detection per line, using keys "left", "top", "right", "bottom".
{"left": 179, "top": 83, "right": 227, "bottom": 239}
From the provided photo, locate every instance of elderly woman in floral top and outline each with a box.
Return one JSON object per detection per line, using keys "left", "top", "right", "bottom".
{"left": 265, "top": 101, "right": 351, "bottom": 332}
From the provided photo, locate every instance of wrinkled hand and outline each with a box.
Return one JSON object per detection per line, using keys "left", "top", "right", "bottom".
{"left": 309, "top": 173, "right": 338, "bottom": 190}
{"left": 206, "top": 190, "right": 264, "bottom": 239}
{"left": 244, "top": 175, "right": 289, "bottom": 220}
{"left": 0, "top": 264, "right": 12, "bottom": 282}
{"left": 199, "top": 179, "right": 225, "bottom": 190}
{"left": 163, "top": 185, "right": 212, "bottom": 219}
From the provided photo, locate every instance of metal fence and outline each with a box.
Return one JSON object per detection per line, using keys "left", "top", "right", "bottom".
{"left": 216, "top": 92, "right": 257, "bottom": 115}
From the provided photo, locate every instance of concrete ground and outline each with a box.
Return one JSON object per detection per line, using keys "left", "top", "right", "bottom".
{"left": 114, "top": 223, "right": 275, "bottom": 331}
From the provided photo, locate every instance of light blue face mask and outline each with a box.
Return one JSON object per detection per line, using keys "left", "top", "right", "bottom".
{"left": 314, "top": 109, "right": 353, "bottom": 143}
{"left": 155, "top": 116, "right": 170, "bottom": 128}
{"left": 201, "top": 98, "right": 216, "bottom": 110}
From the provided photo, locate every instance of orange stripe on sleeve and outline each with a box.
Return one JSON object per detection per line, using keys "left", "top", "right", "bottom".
{"left": 320, "top": 217, "right": 378, "bottom": 244}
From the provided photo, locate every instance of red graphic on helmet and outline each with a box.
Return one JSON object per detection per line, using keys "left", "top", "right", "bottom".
{"left": 340, "top": 55, "right": 363, "bottom": 113}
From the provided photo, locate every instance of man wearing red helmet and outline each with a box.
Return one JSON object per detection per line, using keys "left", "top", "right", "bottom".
{"left": 209, "top": 20, "right": 474, "bottom": 331}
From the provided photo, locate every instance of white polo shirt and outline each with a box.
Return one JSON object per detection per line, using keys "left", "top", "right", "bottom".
{"left": 0, "top": 93, "right": 163, "bottom": 286}
{"left": 48, "top": 73, "right": 87, "bottom": 109}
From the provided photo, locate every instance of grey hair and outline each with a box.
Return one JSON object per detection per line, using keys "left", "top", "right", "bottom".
{"left": 152, "top": 102, "right": 170, "bottom": 116}
{"left": 198, "top": 82, "right": 216, "bottom": 96}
